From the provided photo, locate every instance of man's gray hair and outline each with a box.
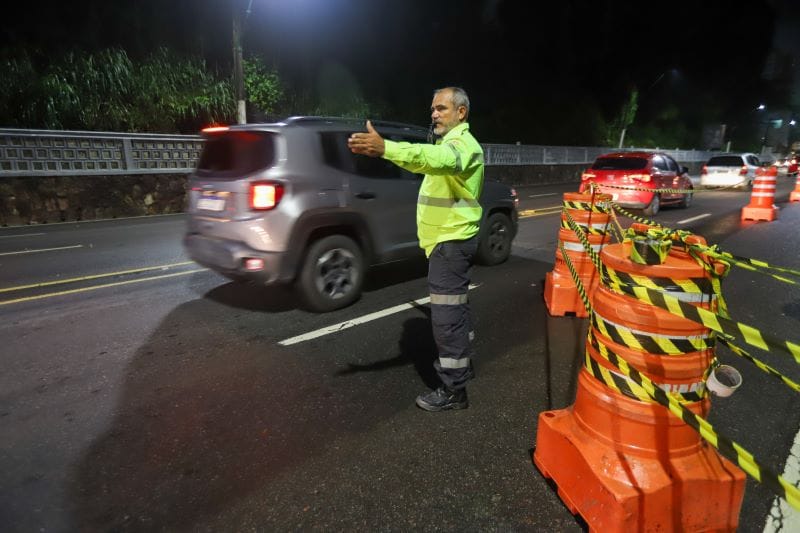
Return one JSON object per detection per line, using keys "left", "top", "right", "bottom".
{"left": 435, "top": 86, "right": 470, "bottom": 119}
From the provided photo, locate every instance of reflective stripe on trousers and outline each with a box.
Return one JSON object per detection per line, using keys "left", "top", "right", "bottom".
{"left": 428, "top": 236, "right": 478, "bottom": 389}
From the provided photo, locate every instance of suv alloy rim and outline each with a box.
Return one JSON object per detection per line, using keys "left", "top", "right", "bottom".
{"left": 314, "top": 247, "right": 357, "bottom": 299}
{"left": 488, "top": 221, "right": 508, "bottom": 256}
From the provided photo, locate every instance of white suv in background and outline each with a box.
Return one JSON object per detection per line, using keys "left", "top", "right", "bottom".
{"left": 700, "top": 153, "right": 762, "bottom": 189}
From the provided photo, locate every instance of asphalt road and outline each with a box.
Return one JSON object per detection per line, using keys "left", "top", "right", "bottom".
{"left": 1, "top": 179, "right": 799, "bottom": 531}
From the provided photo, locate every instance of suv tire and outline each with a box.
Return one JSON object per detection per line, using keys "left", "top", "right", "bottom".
{"left": 298, "top": 235, "right": 364, "bottom": 312}
{"left": 476, "top": 212, "right": 513, "bottom": 265}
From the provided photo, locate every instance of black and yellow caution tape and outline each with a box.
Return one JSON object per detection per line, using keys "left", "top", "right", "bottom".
{"left": 591, "top": 313, "right": 714, "bottom": 355}
{"left": 688, "top": 245, "right": 800, "bottom": 287}
{"left": 624, "top": 225, "right": 673, "bottom": 265}
{"left": 611, "top": 281, "right": 800, "bottom": 364}
{"left": 602, "top": 265, "right": 714, "bottom": 299}
{"left": 589, "top": 182, "right": 694, "bottom": 195}
{"left": 589, "top": 327, "right": 800, "bottom": 511}
{"left": 717, "top": 335, "right": 800, "bottom": 394}
{"left": 584, "top": 331, "right": 707, "bottom": 403}
{"left": 561, "top": 208, "right": 604, "bottom": 271}
{"left": 559, "top": 219, "right": 610, "bottom": 236}
{"left": 609, "top": 200, "right": 661, "bottom": 226}
{"left": 563, "top": 199, "right": 610, "bottom": 213}
{"left": 558, "top": 240, "right": 593, "bottom": 315}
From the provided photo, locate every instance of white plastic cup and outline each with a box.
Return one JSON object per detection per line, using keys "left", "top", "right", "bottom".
{"left": 706, "top": 365, "right": 742, "bottom": 398}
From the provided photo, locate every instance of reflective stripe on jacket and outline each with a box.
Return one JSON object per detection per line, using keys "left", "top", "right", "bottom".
{"left": 382, "top": 122, "right": 484, "bottom": 256}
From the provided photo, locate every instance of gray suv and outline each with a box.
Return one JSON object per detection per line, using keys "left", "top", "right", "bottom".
{"left": 184, "top": 117, "right": 518, "bottom": 311}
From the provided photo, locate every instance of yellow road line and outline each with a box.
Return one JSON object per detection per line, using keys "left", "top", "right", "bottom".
{"left": 0, "top": 268, "right": 206, "bottom": 305}
{"left": 519, "top": 205, "right": 562, "bottom": 218}
{"left": 0, "top": 261, "right": 195, "bottom": 293}
{"left": 0, "top": 244, "right": 83, "bottom": 256}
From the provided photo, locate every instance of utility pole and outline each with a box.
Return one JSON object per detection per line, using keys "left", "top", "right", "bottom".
{"left": 232, "top": 1, "right": 246, "bottom": 124}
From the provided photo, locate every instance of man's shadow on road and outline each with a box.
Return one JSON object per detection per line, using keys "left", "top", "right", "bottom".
{"left": 335, "top": 302, "right": 439, "bottom": 389}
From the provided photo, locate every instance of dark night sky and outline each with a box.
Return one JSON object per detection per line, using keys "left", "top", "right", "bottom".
{"left": 1, "top": 0, "right": 794, "bottom": 145}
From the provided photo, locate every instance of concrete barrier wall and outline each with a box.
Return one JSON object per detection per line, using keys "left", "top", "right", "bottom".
{"left": 0, "top": 162, "right": 706, "bottom": 226}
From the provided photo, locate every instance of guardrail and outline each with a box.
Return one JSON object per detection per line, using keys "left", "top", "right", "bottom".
{"left": 0, "top": 128, "right": 719, "bottom": 177}
{"left": 0, "top": 129, "right": 203, "bottom": 177}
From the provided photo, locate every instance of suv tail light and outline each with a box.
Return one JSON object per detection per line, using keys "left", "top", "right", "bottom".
{"left": 739, "top": 166, "right": 748, "bottom": 176}
{"left": 629, "top": 173, "right": 651, "bottom": 182}
{"left": 581, "top": 172, "right": 595, "bottom": 181}
{"left": 701, "top": 165, "right": 708, "bottom": 175}
{"left": 250, "top": 182, "right": 284, "bottom": 210}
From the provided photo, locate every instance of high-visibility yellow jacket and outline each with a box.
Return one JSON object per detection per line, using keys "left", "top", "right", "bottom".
{"left": 382, "top": 122, "right": 484, "bottom": 257}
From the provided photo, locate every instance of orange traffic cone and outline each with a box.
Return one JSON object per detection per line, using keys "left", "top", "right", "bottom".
{"left": 544, "top": 192, "right": 611, "bottom": 317}
{"left": 790, "top": 172, "right": 800, "bottom": 202}
{"left": 534, "top": 231, "right": 745, "bottom": 532}
{"left": 741, "top": 165, "right": 779, "bottom": 221}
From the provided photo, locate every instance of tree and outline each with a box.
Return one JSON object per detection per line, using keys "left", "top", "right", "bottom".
{"left": 605, "top": 88, "right": 638, "bottom": 148}
{"left": 0, "top": 47, "right": 234, "bottom": 132}
{"left": 243, "top": 55, "right": 284, "bottom": 120}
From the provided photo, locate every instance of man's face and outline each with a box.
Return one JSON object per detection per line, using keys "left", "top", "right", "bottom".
{"left": 430, "top": 90, "right": 466, "bottom": 136}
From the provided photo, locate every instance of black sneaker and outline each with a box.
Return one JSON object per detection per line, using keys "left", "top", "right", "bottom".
{"left": 415, "top": 386, "right": 468, "bottom": 412}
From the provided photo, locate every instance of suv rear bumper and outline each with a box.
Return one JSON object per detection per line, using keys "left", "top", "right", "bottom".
{"left": 184, "top": 233, "right": 290, "bottom": 285}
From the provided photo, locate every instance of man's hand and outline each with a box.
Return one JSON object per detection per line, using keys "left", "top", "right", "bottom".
{"left": 348, "top": 120, "right": 385, "bottom": 157}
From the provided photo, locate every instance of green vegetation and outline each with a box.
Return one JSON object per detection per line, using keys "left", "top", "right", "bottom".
{"left": 0, "top": 47, "right": 234, "bottom": 132}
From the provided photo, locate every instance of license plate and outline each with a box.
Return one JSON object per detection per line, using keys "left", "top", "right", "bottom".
{"left": 612, "top": 193, "right": 619, "bottom": 201}
{"left": 197, "top": 196, "right": 225, "bottom": 211}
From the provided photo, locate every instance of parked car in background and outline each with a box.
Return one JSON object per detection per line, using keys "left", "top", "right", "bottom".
{"left": 578, "top": 151, "right": 693, "bottom": 216}
{"left": 700, "top": 153, "right": 762, "bottom": 189}
{"left": 776, "top": 153, "right": 798, "bottom": 176}
{"left": 183, "top": 117, "right": 519, "bottom": 312}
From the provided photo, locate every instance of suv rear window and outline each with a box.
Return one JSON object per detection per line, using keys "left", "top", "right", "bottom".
{"left": 591, "top": 157, "right": 647, "bottom": 170}
{"left": 197, "top": 131, "right": 276, "bottom": 175}
{"left": 707, "top": 155, "right": 743, "bottom": 167}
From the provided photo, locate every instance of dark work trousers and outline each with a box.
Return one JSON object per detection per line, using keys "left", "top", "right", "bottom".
{"left": 428, "top": 236, "right": 478, "bottom": 390}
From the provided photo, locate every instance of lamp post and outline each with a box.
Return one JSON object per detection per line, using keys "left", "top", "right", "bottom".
{"left": 232, "top": 0, "right": 254, "bottom": 125}
{"left": 757, "top": 104, "right": 769, "bottom": 154}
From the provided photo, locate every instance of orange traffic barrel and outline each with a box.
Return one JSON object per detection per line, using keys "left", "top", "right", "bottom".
{"left": 544, "top": 192, "right": 611, "bottom": 317}
{"left": 534, "top": 235, "right": 745, "bottom": 532}
{"left": 790, "top": 172, "right": 800, "bottom": 202}
{"left": 742, "top": 165, "right": 779, "bottom": 221}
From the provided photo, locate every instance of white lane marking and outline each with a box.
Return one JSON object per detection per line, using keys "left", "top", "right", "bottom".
{"left": 677, "top": 213, "right": 711, "bottom": 224}
{"left": 763, "top": 428, "right": 800, "bottom": 532}
{"left": 279, "top": 283, "right": 481, "bottom": 346}
{"left": 0, "top": 233, "right": 45, "bottom": 239}
{"left": 0, "top": 244, "right": 83, "bottom": 256}
{"left": 528, "top": 193, "right": 558, "bottom": 198}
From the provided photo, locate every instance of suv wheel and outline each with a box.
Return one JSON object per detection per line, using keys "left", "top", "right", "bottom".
{"left": 298, "top": 235, "right": 364, "bottom": 312}
{"left": 643, "top": 193, "right": 660, "bottom": 216}
{"left": 476, "top": 212, "right": 513, "bottom": 265}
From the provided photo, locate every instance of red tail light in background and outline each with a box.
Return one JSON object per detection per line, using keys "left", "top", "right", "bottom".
{"left": 701, "top": 165, "right": 708, "bottom": 175}
{"left": 250, "top": 182, "right": 284, "bottom": 210}
{"left": 739, "top": 166, "right": 748, "bottom": 175}
{"left": 581, "top": 172, "right": 596, "bottom": 181}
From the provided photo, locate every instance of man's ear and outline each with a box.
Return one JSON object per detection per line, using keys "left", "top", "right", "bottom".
{"left": 458, "top": 106, "right": 467, "bottom": 121}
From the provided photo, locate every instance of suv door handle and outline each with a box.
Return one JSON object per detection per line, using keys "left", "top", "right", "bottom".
{"left": 355, "top": 191, "right": 376, "bottom": 199}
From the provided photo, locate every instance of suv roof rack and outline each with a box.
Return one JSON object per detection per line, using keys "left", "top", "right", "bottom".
{"left": 282, "top": 116, "right": 427, "bottom": 133}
